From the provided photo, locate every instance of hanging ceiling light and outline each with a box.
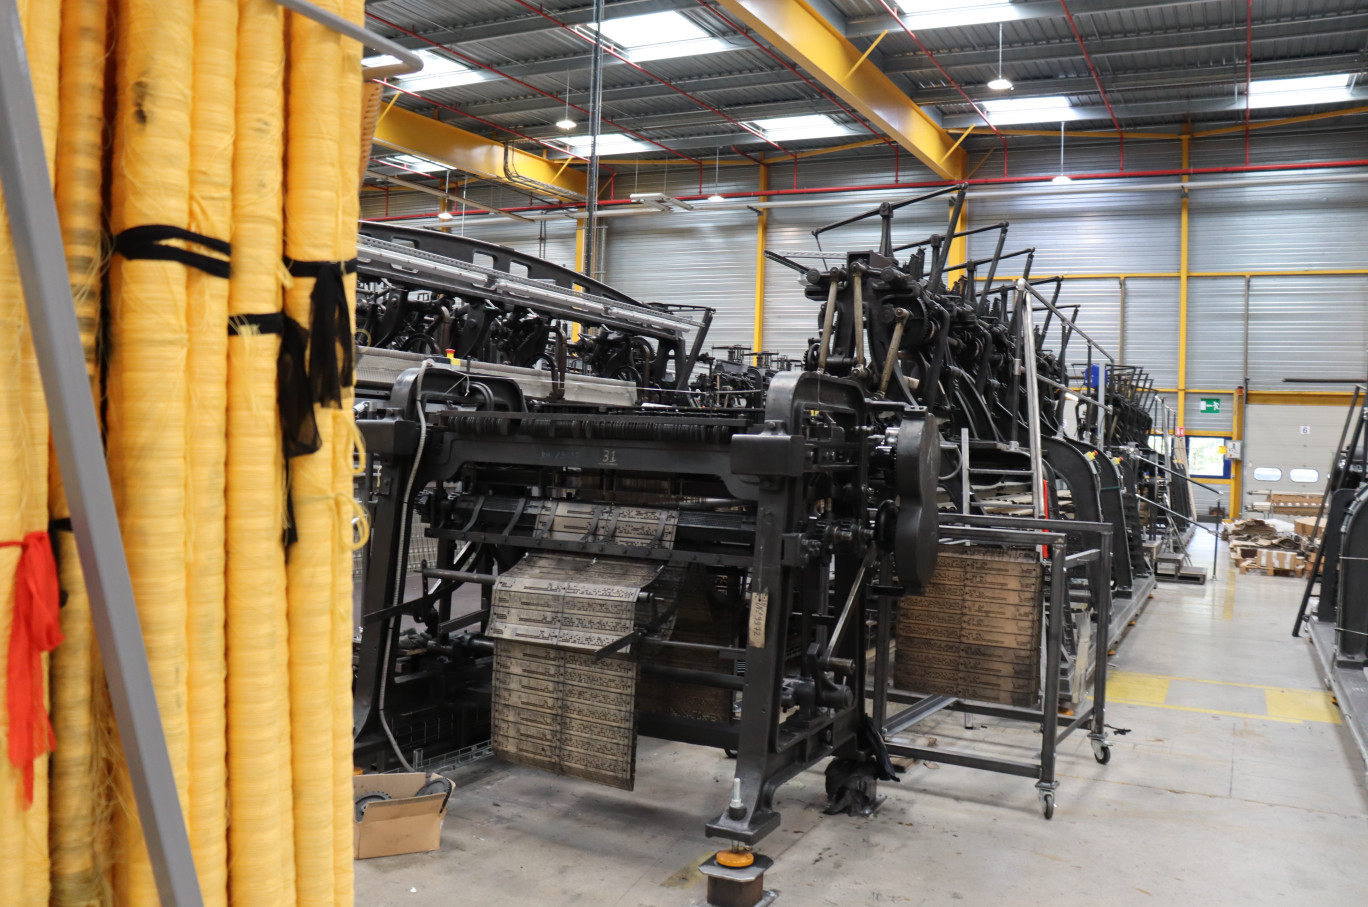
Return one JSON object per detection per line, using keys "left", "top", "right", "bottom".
{"left": 556, "top": 69, "right": 575, "bottom": 130}
{"left": 987, "top": 24, "right": 1012, "bottom": 91}
{"left": 1051, "top": 121, "right": 1072, "bottom": 184}
{"left": 707, "top": 147, "right": 725, "bottom": 202}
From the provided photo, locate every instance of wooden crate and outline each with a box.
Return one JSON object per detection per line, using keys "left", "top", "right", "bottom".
{"left": 895, "top": 545, "right": 1043, "bottom": 706}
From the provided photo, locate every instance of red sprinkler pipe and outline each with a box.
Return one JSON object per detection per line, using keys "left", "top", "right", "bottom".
{"left": 506, "top": 0, "right": 797, "bottom": 157}
{"left": 1059, "top": 0, "right": 1124, "bottom": 170}
{"left": 363, "top": 157, "right": 1368, "bottom": 220}
{"left": 1245, "top": 0, "right": 1253, "bottom": 166}
{"left": 875, "top": 0, "right": 1010, "bottom": 176}
{"left": 693, "top": 0, "right": 897, "bottom": 153}
{"left": 367, "top": 13, "right": 702, "bottom": 166}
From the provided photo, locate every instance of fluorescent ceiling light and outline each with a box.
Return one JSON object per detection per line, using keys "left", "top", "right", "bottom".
{"left": 388, "top": 154, "right": 447, "bottom": 173}
{"left": 556, "top": 117, "right": 576, "bottom": 130}
{"left": 588, "top": 11, "right": 731, "bottom": 62}
{"left": 980, "top": 95, "right": 1073, "bottom": 125}
{"left": 1051, "top": 174, "right": 1073, "bottom": 184}
{"left": 396, "top": 49, "right": 486, "bottom": 90}
{"left": 987, "top": 76, "right": 1013, "bottom": 91}
{"left": 750, "top": 114, "right": 853, "bottom": 142}
{"left": 1247, "top": 73, "right": 1353, "bottom": 109}
{"left": 894, "top": 1, "right": 1022, "bottom": 30}
{"left": 564, "top": 133, "right": 652, "bottom": 155}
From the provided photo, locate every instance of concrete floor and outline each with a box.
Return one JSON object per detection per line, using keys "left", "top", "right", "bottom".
{"left": 356, "top": 536, "right": 1368, "bottom": 906}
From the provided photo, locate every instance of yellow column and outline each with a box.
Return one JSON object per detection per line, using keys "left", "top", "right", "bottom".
{"left": 752, "top": 164, "right": 768, "bottom": 352}
{"left": 1177, "top": 125, "right": 1191, "bottom": 431}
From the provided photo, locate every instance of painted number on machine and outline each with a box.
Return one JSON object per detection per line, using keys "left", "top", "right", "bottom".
{"left": 600, "top": 448, "right": 618, "bottom": 464}
{"left": 1200, "top": 398, "right": 1220, "bottom": 414}
{"left": 748, "top": 591, "right": 769, "bottom": 648}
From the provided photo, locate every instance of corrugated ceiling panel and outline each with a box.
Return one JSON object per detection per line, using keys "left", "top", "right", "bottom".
{"left": 1186, "top": 277, "right": 1246, "bottom": 390}
{"left": 1121, "top": 278, "right": 1180, "bottom": 387}
{"left": 1247, "top": 276, "right": 1368, "bottom": 391}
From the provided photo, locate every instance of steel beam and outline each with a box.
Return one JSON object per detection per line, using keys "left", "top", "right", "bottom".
{"left": 373, "top": 105, "right": 588, "bottom": 201}
{"left": 716, "top": 0, "right": 962, "bottom": 179}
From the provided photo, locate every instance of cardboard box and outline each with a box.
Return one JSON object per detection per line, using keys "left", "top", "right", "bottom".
{"left": 353, "top": 773, "right": 450, "bottom": 859}
{"left": 1255, "top": 548, "right": 1303, "bottom": 571}
{"left": 1294, "top": 516, "right": 1325, "bottom": 541}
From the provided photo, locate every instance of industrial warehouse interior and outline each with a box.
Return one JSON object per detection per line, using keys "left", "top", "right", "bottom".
{"left": 1, "top": 0, "right": 1366, "bottom": 905}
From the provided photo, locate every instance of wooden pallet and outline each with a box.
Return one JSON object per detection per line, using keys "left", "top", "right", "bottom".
{"left": 1237, "top": 562, "right": 1307, "bottom": 578}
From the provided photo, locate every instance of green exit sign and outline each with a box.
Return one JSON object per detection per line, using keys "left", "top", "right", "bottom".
{"left": 1200, "top": 397, "right": 1221, "bottom": 414}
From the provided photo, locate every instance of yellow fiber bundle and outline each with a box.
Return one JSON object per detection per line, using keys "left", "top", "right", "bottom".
{"left": 226, "top": 2, "right": 293, "bottom": 904}
{"left": 0, "top": 1, "right": 61, "bottom": 904}
{"left": 106, "top": 0, "right": 195, "bottom": 901}
{"left": 186, "top": 1, "right": 237, "bottom": 903}
{"left": 49, "top": 2, "right": 112, "bottom": 900}
{"left": 284, "top": 5, "right": 349, "bottom": 902}
{"left": 334, "top": 3, "right": 366, "bottom": 901}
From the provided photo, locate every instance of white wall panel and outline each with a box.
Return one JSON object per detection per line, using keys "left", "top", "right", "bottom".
{"left": 601, "top": 209, "right": 760, "bottom": 352}
{"left": 1247, "top": 276, "right": 1368, "bottom": 391}
{"left": 1121, "top": 278, "right": 1180, "bottom": 387}
{"left": 1186, "top": 277, "right": 1246, "bottom": 390}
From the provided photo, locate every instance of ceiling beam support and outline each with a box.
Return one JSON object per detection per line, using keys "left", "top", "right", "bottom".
{"left": 716, "top": 0, "right": 963, "bottom": 179}
{"left": 372, "top": 105, "right": 587, "bottom": 202}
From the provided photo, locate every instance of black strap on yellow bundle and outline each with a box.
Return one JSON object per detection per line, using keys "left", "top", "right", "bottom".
{"left": 283, "top": 257, "right": 357, "bottom": 408}
{"left": 228, "top": 313, "right": 320, "bottom": 460}
{"left": 111, "top": 224, "right": 231, "bottom": 278}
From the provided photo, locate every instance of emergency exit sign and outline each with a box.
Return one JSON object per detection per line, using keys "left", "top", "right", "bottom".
{"left": 1199, "top": 398, "right": 1221, "bottom": 414}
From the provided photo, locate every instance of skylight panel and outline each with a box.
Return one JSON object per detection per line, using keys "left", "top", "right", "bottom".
{"left": 588, "top": 12, "right": 731, "bottom": 62}
{"left": 1247, "top": 74, "right": 1353, "bottom": 109}
{"left": 749, "top": 114, "right": 853, "bottom": 142}
{"left": 893, "top": 1, "right": 1023, "bottom": 30}
{"left": 395, "top": 49, "right": 486, "bottom": 91}
{"left": 980, "top": 95, "right": 1073, "bottom": 125}
{"left": 563, "top": 134, "right": 652, "bottom": 156}
{"left": 388, "top": 154, "right": 447, "bottom": 173}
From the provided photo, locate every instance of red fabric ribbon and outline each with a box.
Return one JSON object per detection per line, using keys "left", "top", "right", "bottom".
{"left": 3, "top": 530, "right": 63, "bottom": 804}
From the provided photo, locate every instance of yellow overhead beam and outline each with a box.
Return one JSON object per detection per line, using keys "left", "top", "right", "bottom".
{"left": 373, "top": 105, "right": 587, "bottom": 202}
{"left": 717, "top": 0, "right": 964, "bottom": 180}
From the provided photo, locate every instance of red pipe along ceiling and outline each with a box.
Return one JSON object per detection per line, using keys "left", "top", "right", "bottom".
{"left": 362, "top": 158, "right": 1368, "bottom": 221}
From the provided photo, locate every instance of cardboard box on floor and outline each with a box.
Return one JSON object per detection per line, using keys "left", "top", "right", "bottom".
{"left": 353, "top": 772, "right": 450, "bottom": 859}
{"left": 1255, "top": 548, "right": 1303, "bottom": 571}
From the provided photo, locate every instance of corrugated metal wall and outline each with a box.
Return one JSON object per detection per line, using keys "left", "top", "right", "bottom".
{"left": 360, "top": 122, "right": 1367, "bottom": 404}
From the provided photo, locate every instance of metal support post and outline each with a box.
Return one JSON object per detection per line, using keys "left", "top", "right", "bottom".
{"left": 0, "top": 4, "right": 203, "bottom": 903}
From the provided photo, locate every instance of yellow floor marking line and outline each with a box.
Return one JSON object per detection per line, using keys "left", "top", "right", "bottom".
{"left": 1112, "top": 669, "right": 1306, "bottom": 693}
{"left": 1265, "top": 687, "right": 1342, "bottom": 724}
{"left": 1222, "top": 568, "right": 1236, "bottom": 620}
{"left": 660, "top": 851, "right": 714, "bottom": 889}
{"left": 1107, "top": 698, "right": 1305, "bottom": 724}
{"left": 1107, "top": 672, "right": 1171, "bottom": 704}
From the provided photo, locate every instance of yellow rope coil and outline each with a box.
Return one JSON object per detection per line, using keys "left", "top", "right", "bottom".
{"left": 0, "top": 1, "right": 62, "bottom": 904}
{"left": 185, "top": 1, "right": 237, "bottom": 903}
{"left": 283, "top": 3, "right": 350, "bottom": 903}
{"left": 335, "top": 5, "right": 365, "bottom": 898}
{"left": 49, "top": 0, "right": 111, "bottom": 901}
{"left": 226, "top": 3, "right": 291, "bottom": 905}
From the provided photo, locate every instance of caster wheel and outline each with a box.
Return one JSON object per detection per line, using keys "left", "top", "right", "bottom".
{"left": 1091, "top": 739, "right": 1112, "bottom": 765}
{"left": 1038, "top": 791, "right": 1055, "bottom": 820}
